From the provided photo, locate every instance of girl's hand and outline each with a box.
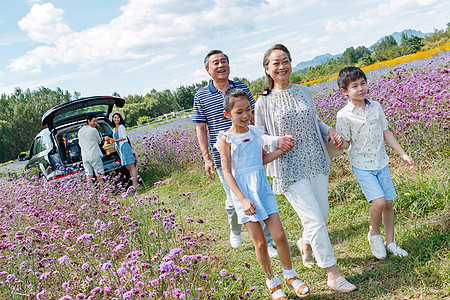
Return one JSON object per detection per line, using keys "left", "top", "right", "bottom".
{"left": 278, "top": 134, "right": 295, "bottom": 152}
{"left": 240, "top": 198, "right": 256, "bottom": 215}
{"left": 402, "top": 154, "right": 414, "bottom": 170}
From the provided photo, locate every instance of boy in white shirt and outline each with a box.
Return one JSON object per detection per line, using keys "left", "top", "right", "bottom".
{"left": 335, "top": 66, "right": 414, "bottom": 259}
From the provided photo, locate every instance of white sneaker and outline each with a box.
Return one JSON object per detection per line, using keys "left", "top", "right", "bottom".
{"left": 367, "top": 226, "right": 386, "bottom": 259}
{"left": 385, "top": 242, "right": 408, "bottom": 257}
{"left": 229, "top": 232, "right": 241, "bottom": 248}
{"left": 267, "top": 245, "right": 278, "bottom": 258}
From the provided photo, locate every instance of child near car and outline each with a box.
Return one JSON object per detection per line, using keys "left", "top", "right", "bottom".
{"left": 335, "top": 66, "right": 414, "bottom": 259}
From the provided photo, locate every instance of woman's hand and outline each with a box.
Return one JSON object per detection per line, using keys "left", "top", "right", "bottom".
{"left": 240, "top": 198, "right": 256, "bottom": 215}
{"left": 277, "top": 134, "right": 295, "bottom": 152}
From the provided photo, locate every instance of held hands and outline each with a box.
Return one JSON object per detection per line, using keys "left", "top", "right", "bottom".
{"left": 240, "top": 198, "right": 257, "bottom": 216}
{"left": 401, "top": 154, "right": 415, "bottom": 170}
{"left": 328, "top": 128, "right": 343, "bottom": 148}
{"left": 277, "top": 134, "right": 295, "bottom": 152}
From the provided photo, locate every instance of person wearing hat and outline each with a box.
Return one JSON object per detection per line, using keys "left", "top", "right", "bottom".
{"left": 109, "top": 111, "right": 138, "bottom": 188}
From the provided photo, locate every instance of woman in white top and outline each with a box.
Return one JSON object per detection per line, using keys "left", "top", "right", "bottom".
{"left": 254, "top": 44, "right": 356, "bottom": 293}
{"left": 109, "top": 111, "right": 138, "bottom": 188}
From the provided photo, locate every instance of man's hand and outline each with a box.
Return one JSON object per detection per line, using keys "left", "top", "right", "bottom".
{"left": 204, "top": 159, "right": 215, "bottom": 180}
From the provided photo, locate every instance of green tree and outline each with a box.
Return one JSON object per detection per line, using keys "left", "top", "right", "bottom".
{"left": 359, "top": 54, "right": 375, "bottom": 66}
{"left": 371, "top": 35, "right": 398, "bottom": 61}
{"left": 174, "top": 82, "right": 207, "bottom": 110}
{"left": 147, "top": 89, "right": 181, "bottom": 118}
{"left": 341, "top": 47, "right": 357, "bottom": 64}
{"left": 354, "top": 46, "right": 371, "bottom": 61}
{"left": 0, "top": 87, "right": 72, "bottom": 163}
{"left": 403, "top": 36, "right": 424, "bottom": 54}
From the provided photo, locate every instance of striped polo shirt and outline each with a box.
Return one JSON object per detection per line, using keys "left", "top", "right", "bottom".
{"left": 192, "top": 80, "right": 255, "bottom": 169}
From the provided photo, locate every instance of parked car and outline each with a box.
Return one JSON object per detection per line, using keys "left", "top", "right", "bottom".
{"left": 23, "top": 96, "right": 128, "bottom": 181}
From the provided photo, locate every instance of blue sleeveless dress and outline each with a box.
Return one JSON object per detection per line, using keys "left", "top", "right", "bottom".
{"left": 113, "top": 129, "right": 135, "bottom": 166}
{"left": 216, "top": 125, "right": 279, "bottom": 224}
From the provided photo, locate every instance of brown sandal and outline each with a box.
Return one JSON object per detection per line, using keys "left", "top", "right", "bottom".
{"left": 269, "top": 284, "right": 288, "bottom": 300}
{"left": 287, "top": 276, "right": 310, "bottom": 298}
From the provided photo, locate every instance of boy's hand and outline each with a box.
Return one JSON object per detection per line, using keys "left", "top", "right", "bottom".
{"left": 278, "top": 134, "right": 295, "bottom": 152}
{"left": 402, "top": 154, "right": 414, "bottom": 170}
{"left": 240, "top": 198, "right": 257, "bottom": 215}
{"left": 328, "top": 128, "right": 343, "bottom": 147}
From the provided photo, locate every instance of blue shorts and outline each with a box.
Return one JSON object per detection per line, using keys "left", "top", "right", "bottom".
{"left": 352, "top": 165, "right": 397, "bottom": 202}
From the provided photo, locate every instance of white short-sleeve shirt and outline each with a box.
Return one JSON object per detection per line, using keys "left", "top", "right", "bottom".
{"left": 78, "top": 125, "right": 103, "bottom": 162}
{"left": 336, "top": 99, "right": 389, "bottom": 170}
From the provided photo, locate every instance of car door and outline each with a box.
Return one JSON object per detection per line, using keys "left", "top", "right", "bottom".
{"left": 27, "top": 136, "right": 51, "bottom": 176}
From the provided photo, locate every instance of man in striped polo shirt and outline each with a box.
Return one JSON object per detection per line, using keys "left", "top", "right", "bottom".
{"left": 192, "top": 50, "right": 277, "bottom": 257}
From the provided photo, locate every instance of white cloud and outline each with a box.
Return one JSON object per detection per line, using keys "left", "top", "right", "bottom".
{"left": 152, "top": 67, "right": 209, "bottom": 92}
{"left": 189, "top": 45, "right": 209, "bottom": 56}
{"left": 125, "top": 54, "right": 176, "bottom": 72}
{"left": 10, "top": 0, "right": 268, "bottom": 74}
{"left": 9, "top": 46, "right": 57, "bottom": 73}
{"left": 0, "top": 69, "right": 101, "bottom": 95}
{"left": 324, "top": 0, "right": 440, "bottom": 33}
{"left": 18, "top": 3, "right": 71, "bottom": 44}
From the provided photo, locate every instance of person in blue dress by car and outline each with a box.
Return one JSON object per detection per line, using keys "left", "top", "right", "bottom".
{"left": 109, "top": 111, "right": 138, "bottom": 188}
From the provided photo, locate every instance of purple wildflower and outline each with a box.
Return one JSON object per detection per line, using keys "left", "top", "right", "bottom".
{"left": 58, "top": 255, "right": 69, "bottom": 264}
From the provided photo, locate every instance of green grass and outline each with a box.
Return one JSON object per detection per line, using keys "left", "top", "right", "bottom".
{"left": 145, "top": 159, "right": 450, "bottom": 299}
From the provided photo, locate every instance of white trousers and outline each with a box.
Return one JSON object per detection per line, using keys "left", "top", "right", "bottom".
{"left": 284, "top": 174, "right": 336, "bottom": 268}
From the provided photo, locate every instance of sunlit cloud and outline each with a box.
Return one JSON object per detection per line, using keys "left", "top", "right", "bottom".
{"left": 125, "top": 54, "right": 176, "bottom": 72}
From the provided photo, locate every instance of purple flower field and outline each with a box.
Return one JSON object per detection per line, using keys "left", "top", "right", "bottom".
{"left": 131, "top": 122, "right": 201, "bottom": 183}
{"left": 0, "top": 52, "right": 448, "bottom": 299}
{"left": 312, "top": 53, "right": 449, "bottom": 159}
{"left": 0, "top": 172, "right": 257, "bottom": 299}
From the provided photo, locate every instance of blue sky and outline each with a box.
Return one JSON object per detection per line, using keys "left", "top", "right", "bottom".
{"left": 0, "top": 0, "right": 449, "bottom": 97}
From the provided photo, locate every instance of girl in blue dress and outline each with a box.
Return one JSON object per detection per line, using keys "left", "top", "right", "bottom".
{"left": 216, "top": 88, "right": 310, "bottom": 299}
{"left": 109, "top": 111, "right": 138, "bottom": 188}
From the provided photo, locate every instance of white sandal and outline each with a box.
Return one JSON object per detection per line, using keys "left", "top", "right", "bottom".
{"left": 286, "top": 276, "right": 310, "bottom": 298}
{"left": 269, "top": 285, "right": 288, "bottom": 300}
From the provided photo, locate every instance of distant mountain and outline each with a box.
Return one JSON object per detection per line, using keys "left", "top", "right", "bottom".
{"left": 372, "top": 29, "right": 427, "bottom": 47}
{"left": 292, "top": 29, "right": 428, "bottom": 73}
{"left": 293, "top": 53, "right": 341, "bottom": 73}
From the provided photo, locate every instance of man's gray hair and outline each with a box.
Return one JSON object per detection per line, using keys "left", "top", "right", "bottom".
{"left": 204, "top": 50, "right": 229, "bottom": 68}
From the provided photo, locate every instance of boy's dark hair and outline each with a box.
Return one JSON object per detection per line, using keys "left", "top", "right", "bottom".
{"left": 87, "top": 113, "right": 97, "bottom": 122}
{"left": 204, "top": 50, "right": 229, "bottom": 69}
{"left": 223, "top": 87, "right": 249, "bottom": 114}
{"left": 337, "top": 66, "right": 367, "bottom": 90}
